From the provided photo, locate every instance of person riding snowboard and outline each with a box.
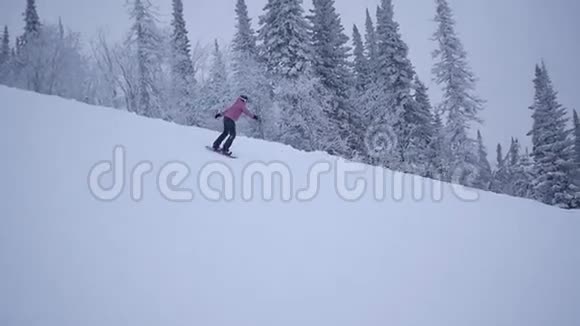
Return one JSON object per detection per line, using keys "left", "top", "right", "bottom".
{"left": 212, "top": 95, "right": 259, "bottom": 155}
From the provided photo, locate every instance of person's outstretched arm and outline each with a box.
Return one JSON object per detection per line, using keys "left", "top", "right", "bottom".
{"left": 242, "top": 105, "right": 259, "bottom": 120}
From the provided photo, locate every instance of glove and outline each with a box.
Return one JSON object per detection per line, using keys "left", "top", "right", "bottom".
{"left": 253, "top": 115, "right": 260, "bottom": 121}
{"left": 214, "top": 113, "right": 222, "bottom": 119}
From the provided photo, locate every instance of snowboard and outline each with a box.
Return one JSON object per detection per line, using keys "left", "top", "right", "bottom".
{"left": 205, "top": 146, "right": 237, "bottom": 159}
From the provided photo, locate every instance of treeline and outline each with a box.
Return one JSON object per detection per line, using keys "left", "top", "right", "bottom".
{"left": 0, "top": 0, "right": 578, "bottom": 208}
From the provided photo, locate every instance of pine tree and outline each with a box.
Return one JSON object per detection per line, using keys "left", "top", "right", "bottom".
{"left": 503, "top": 138, "right": 521, "bottom": 196}
{"left": 473, "top": 130, "right": 492, "bottom": 190}
{"left": 170, "top": 0, "right": 196, "bottom": 124}
{"left": 528, "top": 63, "right": 579, "bottom": 208}
{"left": 58, "top": 17, "right": 64, "bottom": 39}
{"left": 573, "top": 110, "right": 580, "bottom": 183}
{"left": 231, "top": 0, "right": 273, "bottom": 139}
{"left": 492, "top": 139, "right": 533, "bottom": 198}
{"left": 513, "top": 147, "right": 534, "bottom": 198}
{"left": 496, "top": 144, "right": 505, "bottom": 169}
{"left": 428, "top": 110, "right": 448, "bottom": 180}
{"left": 233, "top": 0, "right": 258, "bottom": 58}
{"left": 307, "top": 0, "right": 355, "bottom": 157}
{"left": 13, "top": 37, "right": 21, "bottom": 57}
{"left": 232, "top": 0, "right": 260, "bottom": 92}
{"left": 374, "top": 0, "right": 417, "bottom": 171}
{"left": 201, "top": 39, "right": 231, "bottom": 124}
{"left": 275, "top": 75, "right": 334, "bottom": 152}
{"left": 432, "top": 0, "right": 484, "bottom": 186}
{"left": 351, "top": 24, "right": 368, "bottom": 91}
{"left": 127, "top": 0, "right": 164, "bottom": 118}
{"left": 504, "top": 138, "right": 532, "bottom": 198}
{"left": 508, "top": 138, "right": 520, "bottom": 167}
{"left": 348, "top": 23, "right": 373, "bottom": 160}
{"left": 14, "top": 0, "right": 41, "bottom": 78}
{"left": 232, "top": 0, "right": 260, "bottom": 91}
{"left": 405, "top": 76, "right": 436, "bottom": 176}
{"left": 258, "top": 0, "right": 311, "bottom": 78}
{"left": 491, "top": 143, "right": 508, "bottom": 194}
{"left": 232, "top": 0, "right": 259, "bottom": 92}
{"left": 308, "top": 0, "right": 351, "bottom": 99}
{"left": 355, "top": 8, "right": 389, "bottom": 165}
{"left": 364, "top": 9, "right": 379, "bottom": 76}
{"left": 0, "top": 26, "right": 11, "bottom": 84}
{"left": 23, "top": 0, "right": 41, "bottom": 39}
{"left": 209, "top": 40, "right": 228, "bottom": 93}
{"left": 0, "top": 26, "right": 9, "bottom": 66}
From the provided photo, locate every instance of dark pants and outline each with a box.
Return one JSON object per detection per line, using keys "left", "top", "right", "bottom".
{"left": 213, "top": 117, "right": 236, "bottom": 151}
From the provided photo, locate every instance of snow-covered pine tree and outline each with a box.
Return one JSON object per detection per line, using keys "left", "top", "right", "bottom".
{"left": 1, "top": 26, "right": 10, "bottom": 66}
{"left": 22, "top": 0, "right": 41, "bottom": 42}
{"left": 169, "top": 0, "right": 196, "bottom": 125}
{"left": 490, "top": 143, "right": 508, "bottom": 193}
{"left": 352, "top": 21, "right": 376, "bottom": 160}
{"left": 351, "top": 24, "right": 369, "bottom": 92}
{"left": 10, "top": 0, "right": 42, "bottom": 90}
{"left": 528, "top": 63, "right": 579, "bottom": 208}
{"left": 200, "top": 40, "right": 232, "bottom": 128}
{"left": 208, "top": 40, "right": 228, "bottom": 95}
{"left": 473, "top": 130, "right": 492, "bottom": 190}
{"left": 257, "top": 0, "right": 339, "bottom": 153}
{"left": 513, "top": 147, "right": 534, "bottom": 198}
{"left": 231, "top": 0, "right": 273, "bottom": 139}
{"left": 232, "top": 0, "right": 260, "bottom": 94}
{"left": 275, "top": 74, "right": 334, "bottom": 152}
{"left": 308, "top": 0, "right": 351, "bottom": 99}
{"left": 502, "top": 138, "right": 521, "bottom": 196}
{"left": 496, "top": 144, "right": 504, "bottom": 168}
{"left": 211, "top": 40, "right": 228, "bottom": 92}
{"left": 503, "top": 138, "right": 532, "bottom": 198}
{"left": 508, "top": 138, "right": 520, "bottom": 167}
{"left": 374, "top": 0, "right": 417, "bottom": 171}
{"left": 347, "top": 23, "right": 374, "bottom": 160}
{"left": 14, "top": 36, "right": 21, "bottom": 57}
{"left": 405, "top": 76, "right": 436, "bottom": 176}
{"left": 233, "top": 0, "right": 258, "bottom": 59}
{"left": 490, "top": 139, "right": 533, "bottom": 198}
{"left": 126, "top": 0, "right": 164, "bottom": 118}
{"left": 364, "top": 9, "right": 379, "bottom": 78}
{"left": 0, "top": 26, "right": 12, "bottom": 84}
{"left": 58, "top": 17, "right": 64, "bottom": 39}
{"left": 432, "top": 0, "right": 484, "bottom": 186}
{"left": 427, "top": 110, "right": 448, "bottom": 180}
{"left": 258, "top": 0, "right": 311, "bottom": 78}
{"left": 573, "top": 110, "right": 580, "bottom": 186}
{"left": 232, "top": 0, "right": 259, "bottom": 90}
{"left": 308, "top": 0, "right": 357, "bottom": 158}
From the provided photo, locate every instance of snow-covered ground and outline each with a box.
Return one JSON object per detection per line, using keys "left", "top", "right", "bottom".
{"left": 1, "top": 86, "right": 579, "bottom": 326}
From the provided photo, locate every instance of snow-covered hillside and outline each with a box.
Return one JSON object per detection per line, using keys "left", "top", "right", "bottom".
{"left": 1, "top": 86, "right": 579, "bottom": 326}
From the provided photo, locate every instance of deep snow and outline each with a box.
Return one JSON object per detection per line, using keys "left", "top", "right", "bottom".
{"left": 0, "top": 86, "right": 579, "bottom": 326}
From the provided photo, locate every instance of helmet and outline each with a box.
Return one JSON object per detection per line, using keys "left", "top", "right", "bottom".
{"left": 240, "top": 95, "right": 249, "bottom": 102}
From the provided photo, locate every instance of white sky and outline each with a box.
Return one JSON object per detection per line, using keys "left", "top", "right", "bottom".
{"left": 1, "top": 0, "right": 579, "bottom": 153}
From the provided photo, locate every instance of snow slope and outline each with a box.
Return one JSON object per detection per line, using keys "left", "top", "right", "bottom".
{"left": 0, "top": 86, "right": 579, "bottom": 326}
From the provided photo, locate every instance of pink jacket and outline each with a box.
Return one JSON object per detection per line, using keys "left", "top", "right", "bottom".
{"left": 223, "top": 98, "right": 255, "bottom": 121}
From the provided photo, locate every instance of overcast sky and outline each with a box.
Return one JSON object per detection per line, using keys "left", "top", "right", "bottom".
{"left": 1, "top": 0, "right": 579, "bottom": 153}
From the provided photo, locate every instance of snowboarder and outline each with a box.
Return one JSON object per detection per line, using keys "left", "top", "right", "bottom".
{"left": 212, "top": 95, "right": 259, "bottom": 155}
